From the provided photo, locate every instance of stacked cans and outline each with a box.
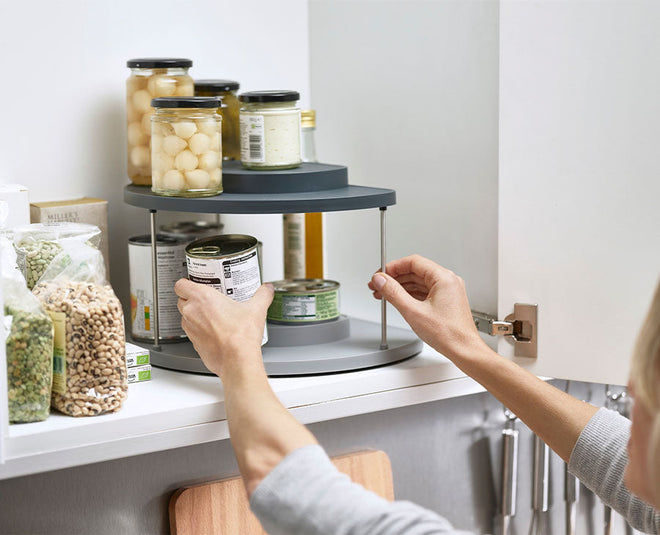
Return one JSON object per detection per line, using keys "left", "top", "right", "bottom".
{"left": 129, "top": 234, "right": 188, "bottom": 343}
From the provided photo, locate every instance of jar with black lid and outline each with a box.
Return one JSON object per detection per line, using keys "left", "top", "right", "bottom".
{"left": 239, "top": 90, "right": 301, "bottom": 170}
{"left": 151, "top": 96, "right": 222, "bottom": 197}
{"left": 126, "top": 58, "right": 194, "bottom": 186}
{"left": 194, "top": 79, "right": 240, "bottom": 161}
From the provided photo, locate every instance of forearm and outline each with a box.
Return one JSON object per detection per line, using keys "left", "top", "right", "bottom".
{"left": 221, "top": 349, "right": 317, "bottom": 496}
{"left": 453, "top": 344, "right": 597, "bottom": 462}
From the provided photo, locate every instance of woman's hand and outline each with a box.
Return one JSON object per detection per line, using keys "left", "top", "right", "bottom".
{"left": 368, "top": 254, "right": 487, "bottom": 363}
{"left": 174, "top": 279, "right": 274, "bottom": 378}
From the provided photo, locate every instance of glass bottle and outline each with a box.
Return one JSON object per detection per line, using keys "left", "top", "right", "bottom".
{"left": 126, "top": 58, "right": 194, "bottom": 186}
{"left": 300, "top": 109, "right": 317, "bottom": 162}
{"left": 150, "top": 97, "right": 222, "bottom": 197}
{"left": 283, "top": 110, "right": 324, "bottom": 279}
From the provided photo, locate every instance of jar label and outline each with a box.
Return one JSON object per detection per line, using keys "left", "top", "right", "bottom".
{"left": 240, "top": 114, "right": 266, "bottom": 163}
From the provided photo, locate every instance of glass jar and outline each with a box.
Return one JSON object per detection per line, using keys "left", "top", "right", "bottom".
{"left": 194, "top": 79, "right": 241, "bottom": 161}
{"left": 126, "top": 58, "right": 194, "bottom": 186}
{"left": 239, "top": 90, "right": 301, "bottom": 170}
{"left": 300, "top": 109, "right": 317, "bottom": 163}
{"left": 150, "top": 97, "right": 222, "bottom": 197}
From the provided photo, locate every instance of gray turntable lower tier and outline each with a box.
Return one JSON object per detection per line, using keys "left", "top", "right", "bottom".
{"left": 139, "top": 317, "right": 422, "bottom": 376}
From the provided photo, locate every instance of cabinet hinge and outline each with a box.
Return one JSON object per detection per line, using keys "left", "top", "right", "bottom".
{"left": 472, "top": 303, "right": 538, "bottom": 358}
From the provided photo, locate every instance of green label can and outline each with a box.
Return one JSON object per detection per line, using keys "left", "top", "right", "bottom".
{"left": 267, "top": 279, "right": 340, "bottom": 325}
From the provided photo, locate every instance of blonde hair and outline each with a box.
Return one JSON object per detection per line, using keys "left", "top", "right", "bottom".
{"left": 629, "top": 276, "right": 660, "bottom": 503}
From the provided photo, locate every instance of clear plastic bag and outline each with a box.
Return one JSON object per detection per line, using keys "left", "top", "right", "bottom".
{"left": 3, "top": 222, "right": 101, "bottom": 290}
{"left": 33, "top": 241, "right": 127, "bottom": 417}
{"left": 1, "top": 237, "right": 54, "bottom": 423}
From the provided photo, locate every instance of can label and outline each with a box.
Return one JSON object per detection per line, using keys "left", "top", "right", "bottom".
{"left": 129, "top": 238, "right": 188, "bottom": 342}
{"left": 268, "top": 290, "right": 339, "bottom": 323}
{"left": 186, "top": 245, "right": 267, "bottom": 345}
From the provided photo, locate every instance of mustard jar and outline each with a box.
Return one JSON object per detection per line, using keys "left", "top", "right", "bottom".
{"left": 150, "top": 97, "right": 222, "bottom": 197}
{"left": 194, "top": 79, "right": 240, "bottom": 161}
{"left": 126, "top": 58, "right": 194, "bottom": 186}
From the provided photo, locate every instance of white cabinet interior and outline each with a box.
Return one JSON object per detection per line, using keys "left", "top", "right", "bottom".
{"left": 498, "top": 2, "right": 660, "bottom": 385}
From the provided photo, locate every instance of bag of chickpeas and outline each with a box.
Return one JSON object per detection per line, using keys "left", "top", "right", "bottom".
{"left": 32, "top": 240, "right": 127, "bottom": 417}
{"left": 1, "top": 237, "right": 54, "bottom": 423}
{"left": 3, "top": 222, "right": 101, "bottom": 290}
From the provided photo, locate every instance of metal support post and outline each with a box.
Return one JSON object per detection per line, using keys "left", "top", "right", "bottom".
{"left": 150, "top": 210, "right": 161, "bottom": 350}
{"left": 379, "top": 207, "right": 388, "bottom": 350}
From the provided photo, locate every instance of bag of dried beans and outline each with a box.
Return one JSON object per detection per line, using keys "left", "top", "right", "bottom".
{"left": 1, "top": 237, "right": 54, "bottom": 423}
{"left": 33, "top": 240, "right": 127, "bottom": 417}
{"left": 3, "top": 222, "right": 101, "bottom": 290}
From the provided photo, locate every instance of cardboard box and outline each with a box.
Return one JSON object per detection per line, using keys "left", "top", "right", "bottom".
{"left": 127, "top": 364, "right": 152, "bottom": 384}
{"left": 0, "top": 184, "right": 29, "bottom": 228}
{"left": 126, "top": 342, "right": 150, "bottom": 368}
{"left": 30, "top": 197, "right": 110, "bottom": 279}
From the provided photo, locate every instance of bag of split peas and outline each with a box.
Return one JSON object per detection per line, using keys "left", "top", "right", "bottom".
{"left": 3, "top": 222, "right": 101, "bottom": 290}
{"left": 32, "top": 240, "right": 127, "bottom": 417}
{"left": 1, "top": 237, "right": 54, "bottom": 423}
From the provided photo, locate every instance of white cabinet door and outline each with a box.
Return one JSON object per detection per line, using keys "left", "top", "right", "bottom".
{"left": 498, "top": 1, "right": 660, "bottom": 385}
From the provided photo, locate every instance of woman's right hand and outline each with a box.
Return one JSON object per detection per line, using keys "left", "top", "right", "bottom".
{"left": 368, "top": 254, "right": 488, "bottom": 363}
{"left": 174, "top": 279, "right": 274, "bottom": 378}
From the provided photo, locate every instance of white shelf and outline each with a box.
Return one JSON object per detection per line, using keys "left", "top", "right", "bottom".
{"left": 0, "top": 343, "right": 483, "bottom": 480}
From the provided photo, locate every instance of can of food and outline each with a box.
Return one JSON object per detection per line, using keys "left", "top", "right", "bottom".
{"left": 129, "top": 234, "right": 188, "bottom": 343}
{"left": 159, "top": 220, "right": 224, "bottom": 243}
{"left": 185, "top": 234, "right": 267, "bottom": 344}
{"left": 267, "top": 279, "right": 340, "bottom": 325}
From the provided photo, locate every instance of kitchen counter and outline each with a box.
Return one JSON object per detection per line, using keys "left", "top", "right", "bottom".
{"left": 0, "top": 343, "right": 483, "bottom": 480}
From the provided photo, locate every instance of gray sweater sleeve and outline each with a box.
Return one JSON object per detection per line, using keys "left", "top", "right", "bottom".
{"left": 250, "top": 445, "right": 472, "bottom": 535}
{"left": 568, "top": 407, "right": 660, "bottom": 533}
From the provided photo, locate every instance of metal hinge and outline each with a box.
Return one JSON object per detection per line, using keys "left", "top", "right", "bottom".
{"left": 472, "top": 303, "right": 538, "bottom": 358}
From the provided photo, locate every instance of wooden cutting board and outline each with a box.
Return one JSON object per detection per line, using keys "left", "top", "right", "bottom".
{"left": 169, "top": 449, "right": 394, "bottom": 535}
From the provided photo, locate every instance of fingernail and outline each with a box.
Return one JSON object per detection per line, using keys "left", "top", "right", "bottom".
{"left": 265, "top": 282, "right": 274, "bottom": 292}
{"left": 372, "top": 273, "right": 386, "bottom": 291}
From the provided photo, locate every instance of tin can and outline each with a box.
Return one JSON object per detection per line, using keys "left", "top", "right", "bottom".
{"left": 159, "top": 220, "right": 224, "bottom": 243}
{"left": 185, "top": 234, "right": 267, "bottom": 344}
{"left": 267, "top": 279, "right": 340, "bottom": 325}
{"left": 129, "top": 234, "right": 188, "bottom": 343}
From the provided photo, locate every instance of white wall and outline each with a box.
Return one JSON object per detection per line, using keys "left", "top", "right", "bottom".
{"left": 0, "top": 0, "right": 310, "bottom": 308}
{"left": 309, "top": 0, "right": 499, "bottom": 332}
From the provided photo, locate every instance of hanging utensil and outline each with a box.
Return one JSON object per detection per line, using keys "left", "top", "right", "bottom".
{"left": 530, "top": 433, "right": 551, "bottom": 534}
{"left": 604, "top": 506, "right": 613, "bottom": 535}
{"left": 565, "top": 463, "right": 580, "bottom": 535}
{"left": 564, "top": 380, "right": 580, "bottom": 535}
{"left": 604, "top": 385, "right": 633, "bottom": 535}
{"left": 498, "top": 408, "right": 519, "bottom": 535}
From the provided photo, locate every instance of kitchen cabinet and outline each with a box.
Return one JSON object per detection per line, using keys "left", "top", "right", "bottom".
{"left": 497, "top": 2, "right": 660, "bottom": 386}
{"left": 2, "top": 0, "right": 659, "bottom": 484}
{"left": 312, "top": 1, "right": 660, "bottom": 389}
